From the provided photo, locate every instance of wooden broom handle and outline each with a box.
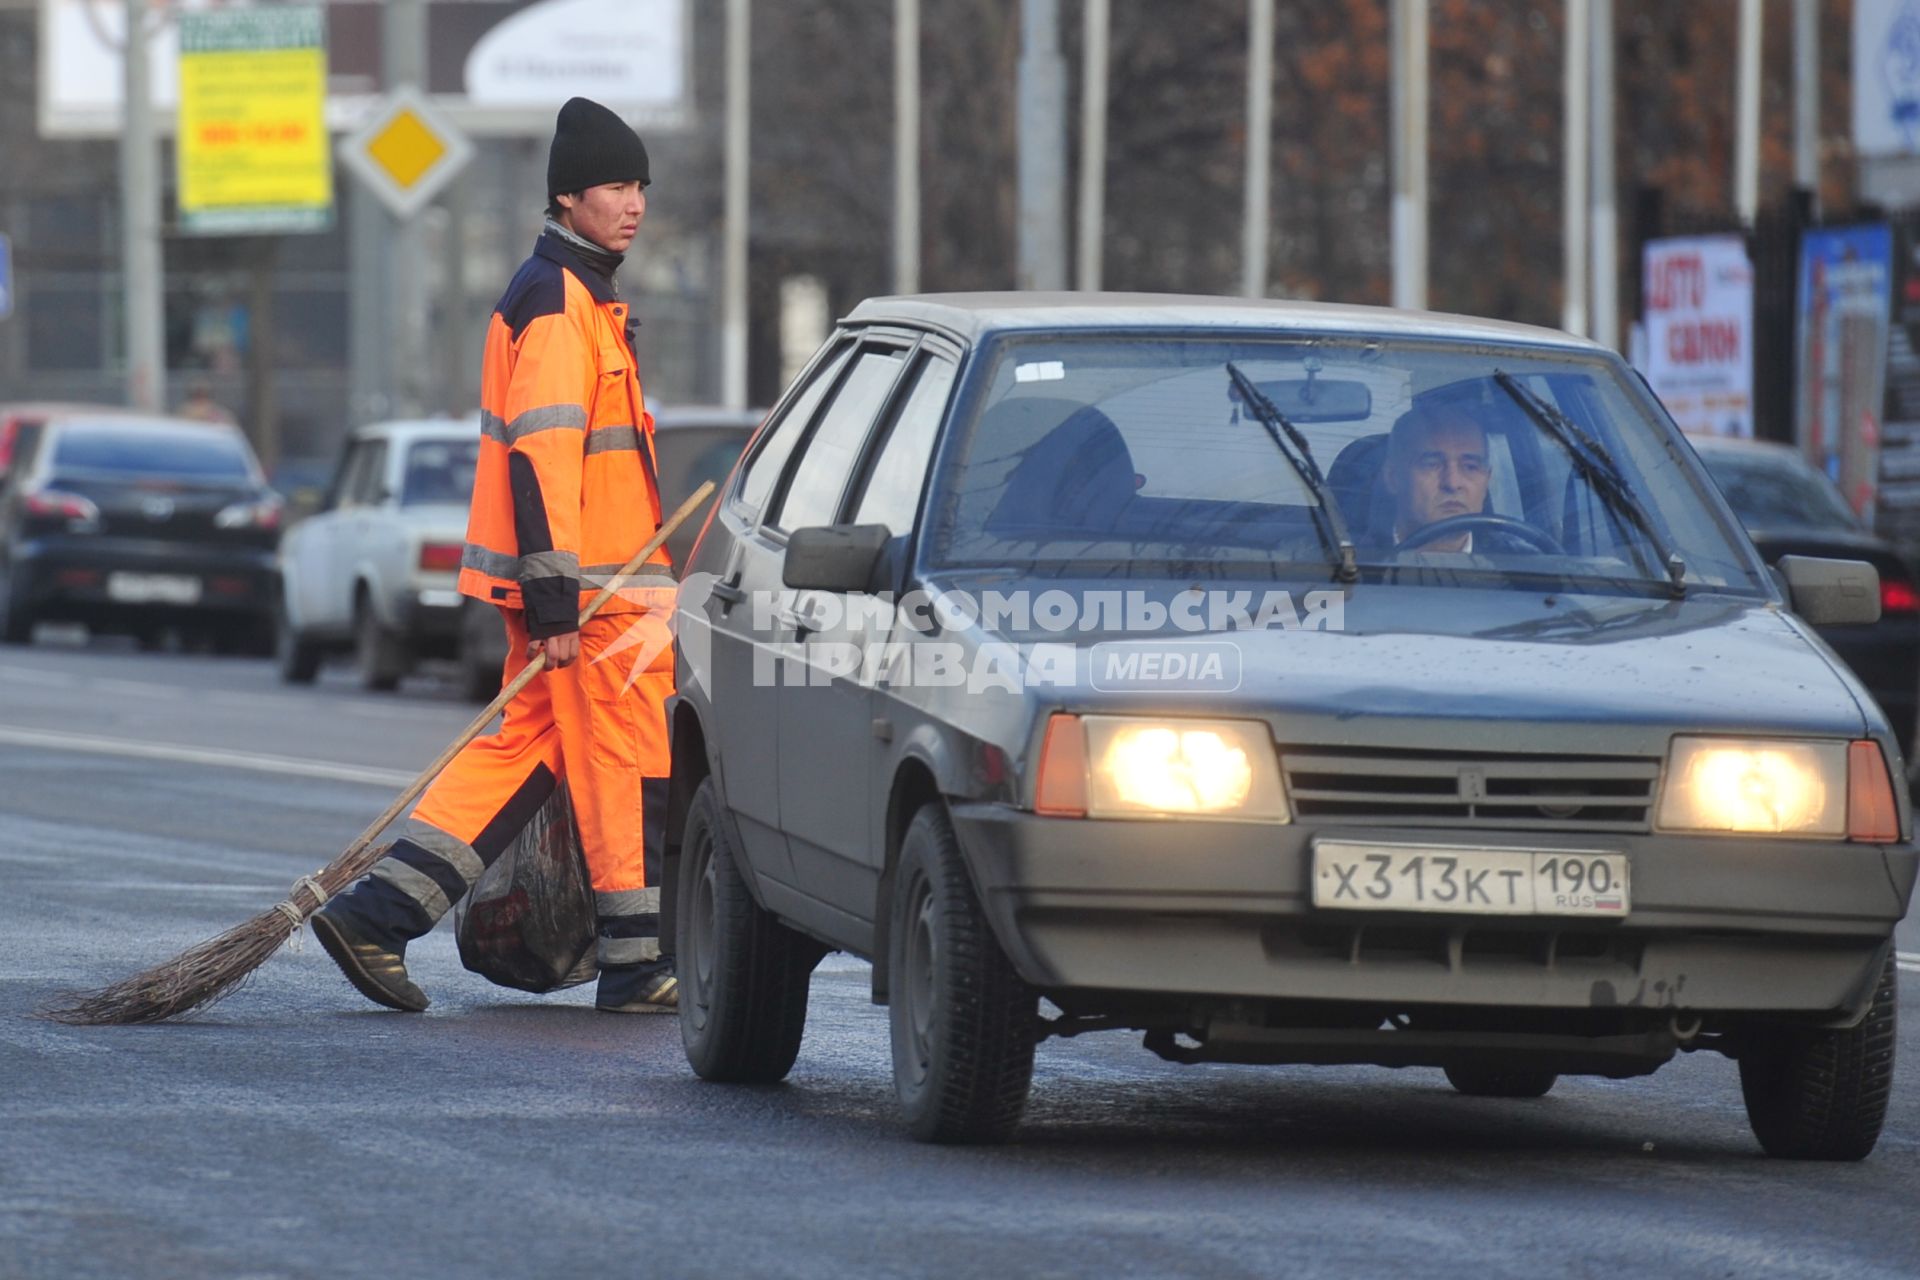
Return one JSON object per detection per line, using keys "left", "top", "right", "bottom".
{"left": 327, "top": 480, "right": 716, "bottom": 877}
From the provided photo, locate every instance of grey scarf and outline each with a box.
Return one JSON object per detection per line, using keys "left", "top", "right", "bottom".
{"left": 543, "top": 216, "right": 624, "bottom": 290}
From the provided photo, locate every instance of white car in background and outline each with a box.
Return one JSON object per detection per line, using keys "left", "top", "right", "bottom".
{"left": 277, "top": 417, "right": 482, "bottom": 693}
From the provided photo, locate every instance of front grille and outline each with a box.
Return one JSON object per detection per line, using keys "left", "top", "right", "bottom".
{"left": 1281, "top": 747, "right": 1661, "bottom": 833}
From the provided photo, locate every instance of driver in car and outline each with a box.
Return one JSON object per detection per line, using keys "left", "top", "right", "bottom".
{"left": 1381, "top": 400, "right": 1505, "bottom": 553}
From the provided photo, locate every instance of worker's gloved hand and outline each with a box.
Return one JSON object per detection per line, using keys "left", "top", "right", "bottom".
{"left": 529, "top": 630, "right": 581, "bottom": 669}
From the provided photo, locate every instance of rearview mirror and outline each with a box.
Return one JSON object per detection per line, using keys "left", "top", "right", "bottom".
{"left": 784, "top": 523, "right": 892, "bottom": 593}
{"left": 1252, "top": 378, "right": 1373, "bottom": 423}
{"left": 1779, "top": 555, "right": 1881, "bottom": 626}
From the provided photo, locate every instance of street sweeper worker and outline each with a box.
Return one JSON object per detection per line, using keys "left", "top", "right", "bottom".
{"left": 312, "top": 97, "right": 679, "bottom": 1015}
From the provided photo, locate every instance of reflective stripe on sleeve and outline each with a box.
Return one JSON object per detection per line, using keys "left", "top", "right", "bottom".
{"left": 481, "top": 404, "right": 589, "bottom": 444}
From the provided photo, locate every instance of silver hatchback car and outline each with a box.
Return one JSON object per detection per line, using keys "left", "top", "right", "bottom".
{"left": 667, "top": 295, "right": 1916, "bottom": 1155}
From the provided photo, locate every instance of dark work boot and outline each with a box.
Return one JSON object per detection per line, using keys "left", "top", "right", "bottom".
{"left": 311, "top": 876, "right": 434, "bottom": 1013}
{"left": 593, "top": 886, "right": 672, "bottom": 1013}
{"left": 596, "top": 957, "right": 677, "bottom": 1014}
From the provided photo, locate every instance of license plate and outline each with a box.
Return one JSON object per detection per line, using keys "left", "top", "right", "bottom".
{"left": 1312, "top": 840, "right": 1630, "bottom": 918}
{"left": 106, "top": 572, "right": 202, "bottom": 605}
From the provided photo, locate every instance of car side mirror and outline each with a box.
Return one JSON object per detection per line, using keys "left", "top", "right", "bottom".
{"left": 784, "top": 523, "right": 892, "bottom": 593}
{"left": 1779, "top": 554, "right": 1881, "bottom": 626}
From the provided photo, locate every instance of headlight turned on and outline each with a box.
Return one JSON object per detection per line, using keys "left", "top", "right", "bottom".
{"left": 1655, "top": 737, "right": 1900, "bottom": 841}
{"left": 1033, "top": 714, "right": 1289, "bottom": 821}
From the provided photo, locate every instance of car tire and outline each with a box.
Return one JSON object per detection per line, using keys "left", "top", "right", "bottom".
{"left": 277, "top": 603, "right": 323, "bottom": 684}
{"left": 1443, "top": 1063, "right": 1558, "bottom": 1098}
{"left": 889, "top": 803, "right": 1037, "bottom": 1144}
{"left": 215, "top": 616, "right": 275, "bottom": 658}
{"left": 458, "top": 601, "right": 505, "bottom": 703}
{"left": 460, "top": 648, "right": 501, "bottom": 703}
{"left": 678, "top": 776, "right": 818, "bottom": 1083}
{"left": 355, "top": 598, "right": 406, "bottom": 692}
{"left": 1739, "top": 954, "right": 1897, "bottom": 1161}
{"left": 0, "top": 591, "right": 32, "bottom": 646}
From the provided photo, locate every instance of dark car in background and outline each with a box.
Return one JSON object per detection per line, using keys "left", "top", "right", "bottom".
{"left": 455, "top": 404, "right": 763, "bottom": 699}
{"left": 0, "top": 413, "right": 282, "bottom": 652}
{"left": 1689, "top": 435, "right": 1920, "bottom": 758}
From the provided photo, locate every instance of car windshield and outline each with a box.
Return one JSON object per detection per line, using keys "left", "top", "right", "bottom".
{"left": 924, "top": 333, "right": 1768, "bottom": 599}
{"left": 401, "top": 437, "right": 479, "bottom": 506}
{"left": 51, "top": 423, "right": 256, "bottom": 480}
{"left": 1696, "top": 447, "right": 1861, "bottom": 534}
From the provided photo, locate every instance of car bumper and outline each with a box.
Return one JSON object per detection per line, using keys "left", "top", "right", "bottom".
{"left": 949, "top": 803, "right": 1914, "bottom": 1022}
{"left": 14, "top": 537, "right": 278, "bottom": 619}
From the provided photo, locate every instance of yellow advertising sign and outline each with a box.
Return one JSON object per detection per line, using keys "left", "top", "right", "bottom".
{"left": 177, "top": 7, "right": 331, "bottom": 235}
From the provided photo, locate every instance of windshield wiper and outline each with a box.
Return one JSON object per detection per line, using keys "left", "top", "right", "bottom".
{"left": 1492, "top": 370, "right": 1688, "bottom": 597}
{"left": 1225, "top": 361, "right": 1358, "bottom": 583}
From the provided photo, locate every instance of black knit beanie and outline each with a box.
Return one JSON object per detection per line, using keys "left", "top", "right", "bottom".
{"left": 547, "top": 97, "right": 650, "bottom": 196}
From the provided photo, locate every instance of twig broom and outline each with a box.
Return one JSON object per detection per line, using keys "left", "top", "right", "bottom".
{"left": 43, "top": 481, "right": 716, "bottom": 1025}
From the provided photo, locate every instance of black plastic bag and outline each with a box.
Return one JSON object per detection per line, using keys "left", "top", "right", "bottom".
{"left": 454, "top": 783, "right": 598, "bottom": 992}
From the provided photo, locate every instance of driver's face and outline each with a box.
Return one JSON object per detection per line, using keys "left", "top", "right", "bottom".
{"left": 1388, "top": 417, "right": 1490, "bottom": 547}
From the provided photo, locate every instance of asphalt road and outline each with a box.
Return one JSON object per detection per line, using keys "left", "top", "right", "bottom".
{"left": 4, "top": 639, "right": 1920, "bottom": 1280}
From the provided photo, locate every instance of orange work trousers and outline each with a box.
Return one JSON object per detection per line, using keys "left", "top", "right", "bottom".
{"left": 407, "top": 608, "right": 673, "bottom": 898}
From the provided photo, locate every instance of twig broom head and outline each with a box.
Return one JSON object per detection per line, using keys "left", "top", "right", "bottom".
{"left": 42, "top": 856, "right": 381, "bottom": 1026}
{"left": 42, "top": 907, "right": 304, "bottom": 1026}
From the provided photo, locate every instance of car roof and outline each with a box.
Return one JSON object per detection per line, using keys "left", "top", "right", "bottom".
{"left": 352, "top": 415, "right": 482, "bottom": 443}
{"left": 843, "top": 292, "right": 1604, "bottom": 351}
{"left": 652, "top": 405, "right": 766, "bottom": 429}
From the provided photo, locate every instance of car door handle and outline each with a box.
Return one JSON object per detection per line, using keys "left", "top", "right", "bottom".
{"left": 708, "top": 575, "right": 744, "bottom": 606}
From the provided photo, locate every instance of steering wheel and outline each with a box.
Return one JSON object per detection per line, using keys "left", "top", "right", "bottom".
{"left": 1393, "top": 513, "right": 1565, "bottom": 555}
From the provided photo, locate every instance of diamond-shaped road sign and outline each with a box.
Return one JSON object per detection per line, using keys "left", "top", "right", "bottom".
{"left": 338, "top": 87, "right": 474, "bottom": 220}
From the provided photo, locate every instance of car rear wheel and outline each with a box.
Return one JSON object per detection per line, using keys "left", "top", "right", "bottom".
{"left": 0, "top": 594, "right": 32, "bottom": 646}
{"left": 277, "top": 603, "right": 322, "bottom": 684}
{"left": 1443, "top": 1063, "right": 1558, "bottom": 1098}
{"left": 355, "top": 598, "right": 406, "bottom": 692}
{"left": 889, "top": 803, "right": 1037, "bottom": 1144}
{"left": 1739, "top": 955, "right": 1897, "bottom": 1161}
{"left": 678, "top": 776, "right": 819, "bottom": 1083}
{"left": 1, "top": 567, "right": 34, "bottom": 646}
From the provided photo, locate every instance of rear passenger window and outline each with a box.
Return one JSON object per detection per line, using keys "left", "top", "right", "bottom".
{"left": 738, "top": 343, "right": 852, "bottom": 519}
{"left": 852, "top": 354, "right": 957, "bottom": 532}
{"left": 771, "top": 349, "right": 907, "bottom": 531}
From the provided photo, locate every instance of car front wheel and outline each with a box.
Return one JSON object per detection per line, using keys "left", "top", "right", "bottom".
{"left": 678, "top": 776, "right": 819, "bottom": 1083}
{"left": 1739, "top": 955, "right": 1897, "bottom": 1161}
{"left": 889, "top": 803, "right": 1037, "bottom": 1144}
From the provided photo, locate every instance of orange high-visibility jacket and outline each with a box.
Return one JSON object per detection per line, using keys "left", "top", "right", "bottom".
{"left": 457, "top": 232, "right": 675, "bottom": 639}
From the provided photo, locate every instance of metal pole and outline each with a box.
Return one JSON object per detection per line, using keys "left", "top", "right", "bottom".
{"left": 1562, "top": 0, "right": 1589, "bottom": 336}
{"left": 1736, "top": 0, "right": 1762, "bottom": 225}
{"left": 1076, "top": 0, "right": 1109, "bottom": 292}
{"left": 1793, "top": 0, "right": 1819, "bottom": 207}
{"left": 1589, "top": 0, "right": 1618, "bottom": 350}
{"left": 120, "top": 0, "right": 165, "bottom": 412}
{"left": 384, "top": 0, "right": 427, "bottom": 419}
{"left": 1242, "top": 0, "right": 1274, "bottom": 298}
{"left": 1390, "top": 0, "right": 1428, "bottom": 311}
{"left": 893, "top": 0, "right": 920, "bottom": 295}
{"left": 722, "top": 0, "right": 750, "bottom": 408}
{"left": 1016, "top": 0, "right": 1067, "bottom": 291}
